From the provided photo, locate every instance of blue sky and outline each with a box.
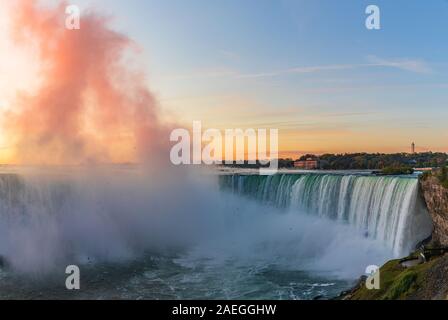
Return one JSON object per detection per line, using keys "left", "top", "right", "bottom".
{"left": 27, "top": 0, "right": 448, "bottom": 154}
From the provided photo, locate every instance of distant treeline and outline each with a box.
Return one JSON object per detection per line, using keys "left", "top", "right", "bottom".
{"left": 300, "top": 152, "right": 448, "bottom": 170}
{"left": 222, "top": 152, "right": 448, "bottom": 170}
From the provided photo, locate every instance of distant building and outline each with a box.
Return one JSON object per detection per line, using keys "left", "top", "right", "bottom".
{"left": 411, "top": 142, "right": 415, "bottom": 154}
{"left": 294, "top": 158, "right": 320, "bottom": 170}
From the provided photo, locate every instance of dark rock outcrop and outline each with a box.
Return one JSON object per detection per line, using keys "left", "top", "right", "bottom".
{"left": 420, "top": 174, "right": 448, "bottom": 246}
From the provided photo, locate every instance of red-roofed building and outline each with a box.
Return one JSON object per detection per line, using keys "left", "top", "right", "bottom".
{"left": 294, "top": 158, "right": 320, "bottom": 170}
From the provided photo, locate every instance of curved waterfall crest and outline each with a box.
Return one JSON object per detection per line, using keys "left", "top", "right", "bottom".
{"left": 219, "top": 173, "right": 433, "bottom": 256}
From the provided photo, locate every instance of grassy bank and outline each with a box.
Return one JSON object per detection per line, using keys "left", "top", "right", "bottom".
{"left": 344, "top": 249, "right": 448, "bottom": 300}
{"left": 349, "top": 258, "right": 436, "bottom": 300}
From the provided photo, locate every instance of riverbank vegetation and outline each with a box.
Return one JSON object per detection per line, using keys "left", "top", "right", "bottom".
{"left": 379, "top": 166, "right": 414, "bottom": 175}
{"left": 315, "top": 152, "right": 448, "bottom": 170}
{"left": 345, "top": 251, "right": 448, "bottom": 300}
{"left": 422, "top": 166, "right": 448, "bottom": 189}
{"left": 437, "top": 167, "right": 448, "bottom": 188}
{"left": 221, "top": 152, "right": 448, "bottom": 170}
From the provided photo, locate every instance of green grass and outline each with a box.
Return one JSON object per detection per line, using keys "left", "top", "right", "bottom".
{"left": 384, "top": 271, "right": 418, "bottom": 300}
{"left": 350, "top": 256, "right": 439, "bottom": 300}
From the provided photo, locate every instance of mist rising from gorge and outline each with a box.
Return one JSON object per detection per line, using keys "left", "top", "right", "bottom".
{"left": 3, "top": 0, "right": 171, "bottom": 166}
{"left": 0, "top": 1, "right": 399, "bottom": 284}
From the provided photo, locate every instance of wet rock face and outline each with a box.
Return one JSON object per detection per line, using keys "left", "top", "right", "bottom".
{"left": 420, "top": 175, "right": 448, "bottom": 246}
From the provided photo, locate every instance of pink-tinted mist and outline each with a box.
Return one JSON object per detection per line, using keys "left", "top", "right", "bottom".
{"left": 5, "top": 0, "right": 170, "bottom": 165}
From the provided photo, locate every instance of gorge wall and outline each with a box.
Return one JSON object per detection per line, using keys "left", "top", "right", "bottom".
{"left": 420, "top": 174, "right": 448, "bottom": 246}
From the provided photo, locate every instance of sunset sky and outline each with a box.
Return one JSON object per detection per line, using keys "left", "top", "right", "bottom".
{"left": 1, "top": 0, "right": 448, "bottom": 163}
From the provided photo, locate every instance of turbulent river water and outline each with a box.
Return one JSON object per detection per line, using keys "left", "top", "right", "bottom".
{"left": 0, "top": 168, "right": 434, "bottom": 299}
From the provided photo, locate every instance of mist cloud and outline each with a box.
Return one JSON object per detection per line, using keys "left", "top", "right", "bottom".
{"left": 4, "top": 0, "right": 170, "bottom": 165}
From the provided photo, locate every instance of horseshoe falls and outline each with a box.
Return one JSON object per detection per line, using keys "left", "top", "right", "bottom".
{"left": 219, "top": 174, "right": 433, "bottom": 257}
{"left": 0, "top": 169, "right": 434, "bottom": 299}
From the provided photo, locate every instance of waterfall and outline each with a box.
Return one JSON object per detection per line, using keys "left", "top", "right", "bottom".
{"left": 219, "top": 174, "right": 433, "bottom": 256}
{"left": 0, "top": 170, "right": 434, "bottom": 273}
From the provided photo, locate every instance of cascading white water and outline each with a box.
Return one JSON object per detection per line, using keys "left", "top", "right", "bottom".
{"left": 0, "top": 169, "right": 430, "bottom": 298}
{"left": 220, "top": 173, "right": 433, "bottom": 256}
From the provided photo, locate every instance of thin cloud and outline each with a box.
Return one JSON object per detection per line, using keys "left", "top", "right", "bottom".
{"left": 237, "top": 64, "right": 360, "bottom": 79}
{"left": 366, "top": 55, "right": 432, "bottom": 74}
{"left": 165, "top": 56, "right": 431, "bottom": 81}
{"left": 237, "top": 56, "right": 432, "bottom": 79}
